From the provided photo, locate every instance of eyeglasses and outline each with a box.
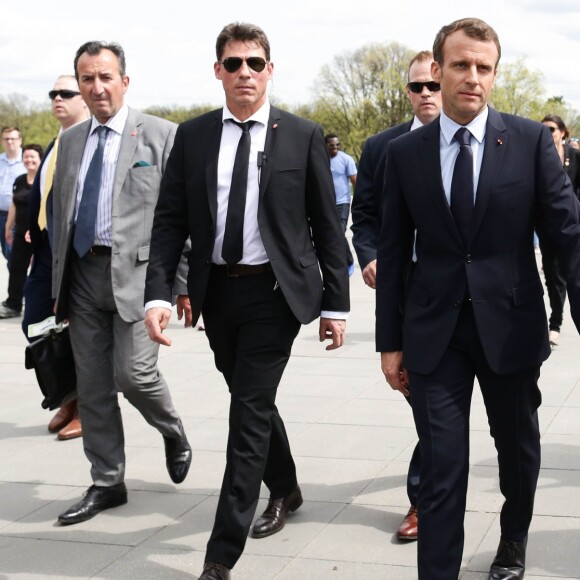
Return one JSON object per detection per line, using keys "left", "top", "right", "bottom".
{"left": 48, "top": 89, "right": 81, "bottom": 100}
{"left": 220, "top": 56, "right": 268, "bottom": 73}
{"left": 2, "top": 137, "right": 20, "bottom": 142}
{"left": 407, "top": 81, "right": 441, "bottom": 93}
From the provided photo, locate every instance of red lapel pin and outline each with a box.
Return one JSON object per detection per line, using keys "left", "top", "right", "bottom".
{"left": 497, "top": 138, "right": 503, "bottom": 145}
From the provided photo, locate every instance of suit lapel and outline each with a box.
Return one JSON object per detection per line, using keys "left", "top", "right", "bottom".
{"left": 258, "top": 106, "right": 282, "bottom": 198}
{"left": 113, "top": 108, "right": 140, "bottom": 202}
{"left": 205, "top": 110, "right": 223, "bottom": 225}
{"left": 467, "top": 108, "right": 508, "bottom": 245}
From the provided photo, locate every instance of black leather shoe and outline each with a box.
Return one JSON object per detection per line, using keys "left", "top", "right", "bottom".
{"left": 251, "top": 485, "right": 303, "bottom": 538}
{"left": 199, "top": 561, "right": 231, "bottom": 580}
{"left": 164, "top": 429, "right": 192, "bottom": 484}
{"left": 489, "top": 538, "right": 527, "bottom": 579}
{"left": 58, "top": 483, "right": 127, "bottom": 525}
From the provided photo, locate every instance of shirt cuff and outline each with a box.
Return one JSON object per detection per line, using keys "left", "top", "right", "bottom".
{"left": 145, "top": 300, "right": 172, "bottom": 312}
{"left": 321, "top": 310, "right": 349, "bottom": 320}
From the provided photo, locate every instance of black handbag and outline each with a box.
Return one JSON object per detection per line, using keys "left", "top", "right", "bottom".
{"left": 25, "top": 327, "right": 77, "bottom": 410}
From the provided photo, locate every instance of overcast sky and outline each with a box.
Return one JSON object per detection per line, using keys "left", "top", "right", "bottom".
{"left": 1, "top": 0, "right": 579, "bottom": 114}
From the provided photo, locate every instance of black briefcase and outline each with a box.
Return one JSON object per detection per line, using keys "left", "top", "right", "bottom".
{"left": 25, "top": 327, "right": 77, "bottom": 410}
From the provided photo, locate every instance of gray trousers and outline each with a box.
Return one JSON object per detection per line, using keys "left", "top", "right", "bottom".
{"left": 68, "top": 252, "right": 182, "bottom": 486}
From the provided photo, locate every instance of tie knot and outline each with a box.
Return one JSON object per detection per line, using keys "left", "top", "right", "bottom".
{"left": 455, "top": 127, "right": 471, "bottom": 147}
{"left": 94, "top": 125, "right": 109, "bottom": 142}
{"left": 230, "top": 119, "right": 255, "bottom": 133}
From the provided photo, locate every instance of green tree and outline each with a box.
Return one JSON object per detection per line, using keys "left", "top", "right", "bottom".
{"left": 142, "top": 104, "right": 215, "bottom": 124}
{"left": 304, "top": 42, "right": 416, "bottom": 160}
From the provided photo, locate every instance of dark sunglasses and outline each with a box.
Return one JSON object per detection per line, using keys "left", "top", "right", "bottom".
{"left": 220, "top": 56, "right": 268, "bottom": 73}
{"left": 407, "top": 81, "right": 441, "bottom": 94}
{"left": 545, "top": 126, "right": 557, "bottom": 133}
{"left": 49, "top": 89, "right": 81, "bottom": 100}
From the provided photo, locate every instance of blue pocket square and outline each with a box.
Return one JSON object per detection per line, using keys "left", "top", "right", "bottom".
{"left": 132, "top": 160, "right": 151, "bottom": 167}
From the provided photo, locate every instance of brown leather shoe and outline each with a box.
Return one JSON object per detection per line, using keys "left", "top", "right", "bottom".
{"left": 396, "top": 506, "right": 418, "bottom": 541}
{"left": 199, "top": 561, "right": 231, "bottom": 580}
{"left": 57, "top": 413, "right": 82, "bottom": 440}
{"left": 48, "top": 399, "right": 77, "bottom": 433}
{"left": 251, "top": 485, "right": 303, "bottom": 538}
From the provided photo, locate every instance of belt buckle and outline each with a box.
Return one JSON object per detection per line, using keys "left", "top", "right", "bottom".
{"left": 225, "top": 265, "right": 240, "bottom": 277}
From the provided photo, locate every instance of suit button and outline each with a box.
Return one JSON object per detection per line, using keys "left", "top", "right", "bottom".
{"left": 454, "top": 300, "right": 462, "bottom": 308}
{"left": 465, "top": 254, "right": 472, "bottom": 263}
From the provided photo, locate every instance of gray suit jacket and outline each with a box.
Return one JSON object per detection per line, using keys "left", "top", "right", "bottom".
{"left": 52, "top": 107, "right": 177, "bottom": 323}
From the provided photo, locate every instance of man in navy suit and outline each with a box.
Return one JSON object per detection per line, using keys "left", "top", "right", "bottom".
{"left": 144, "top": 22, "right": 349, "bottom": 580}
{"left": 376, "top": 18, "right": 580, "bottom": 580}
{"left": 351, "top": 50, "right": 441, "bottom": 541}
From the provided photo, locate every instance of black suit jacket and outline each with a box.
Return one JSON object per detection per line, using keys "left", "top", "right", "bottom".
{"left": 351, "top": 120, "right": 413, "bottom": 268}
{"left": 145, "top": 105, "right": 350, "bottom": 325}
{"left": 376, "top": 107, "right": 580, "bottom": 375}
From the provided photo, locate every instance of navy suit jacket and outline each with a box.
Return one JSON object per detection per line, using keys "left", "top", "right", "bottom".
{"left": 376, "top": 107, "right": 580, "bottom": 375}
{"left": 351, "top": 120, "right": 413, "bottom": 268}
{"left": 145, "top": 105, "right": 350, "bottom": 325}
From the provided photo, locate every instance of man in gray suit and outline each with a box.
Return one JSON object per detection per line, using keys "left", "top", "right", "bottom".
{"left": 51, "top": 41, "right": 191, "bottom": 525}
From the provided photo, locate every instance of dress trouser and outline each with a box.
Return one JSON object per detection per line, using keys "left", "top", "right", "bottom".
{"left": 22, "top": 238, "right": 54, "bottom": 341}
{"left": 405, "top": 397, "right": 421, "bottom": 507}
{"left": 408, "top": 302, "right": 541, "bottom": 580}
{"left": 202, "top": 267, "right": 301, "bottom": 569}
{"left": 539, "top": 235, "right": 567, "bottom": 332}
{"left": 67, "top": 251, "right": 182, "bottom": 486}
{"left": 6, "top": 231, "right": 32, "bottom": 311}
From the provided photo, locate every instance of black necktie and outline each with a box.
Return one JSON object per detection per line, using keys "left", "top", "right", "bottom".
{"left": 450, "top": 127, "right": 474, "bottom": 245}
{"left": 222, "top": 120, "right": 255, "bottom": 265}
{"left": 73, "top": 125, "right": 109, "bottom": 257}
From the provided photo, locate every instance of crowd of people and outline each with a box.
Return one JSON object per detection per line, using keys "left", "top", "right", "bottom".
{"left": 1, "top": 15, "right": 580, "bottom": 580}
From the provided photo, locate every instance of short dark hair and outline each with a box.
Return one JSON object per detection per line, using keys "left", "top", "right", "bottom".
{"left": 74, "top": 41, "right": 126, "bottom": 79}
{"left": 433, "top": 18, "right": 501, "bottom": 68}
{"left": 23, "top": 143, "right": 44, "bottom": 158}
{"left": 216, "top": 22, "right": 271, "bottom": 61}
{"left": 324, "top": 134, "right": 339, "bottom": 143}
{"left": 542, "top": 114, "right": 569, "bottom": 139}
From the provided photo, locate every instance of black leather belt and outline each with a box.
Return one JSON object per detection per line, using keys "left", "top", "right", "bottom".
{"left": 212, "top": 263, "right": 272, "bottom": 277}
{"left": 88, "top": 245, "right": 112, "bottom": 256}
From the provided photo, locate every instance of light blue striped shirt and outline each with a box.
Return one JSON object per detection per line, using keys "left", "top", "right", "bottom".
{"left": 75, "top": 105, "right": 128, "bottom": 246}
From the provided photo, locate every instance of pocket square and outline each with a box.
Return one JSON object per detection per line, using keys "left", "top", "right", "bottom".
{"left": 133, "top": 160, "right": 151, "bottom": 167}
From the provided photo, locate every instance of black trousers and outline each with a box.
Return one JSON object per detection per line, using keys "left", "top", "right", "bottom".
{"left": 539, "top": 236, "right": 567, "bottom": 332}
{"left": 5, "top": 231, "right": 32, "bottom": 311}
{"left": 202, "top": 267, "right": 301, "bottom": 568}
{"left": 408, "top": 302, "right": 541, "bottom": 580}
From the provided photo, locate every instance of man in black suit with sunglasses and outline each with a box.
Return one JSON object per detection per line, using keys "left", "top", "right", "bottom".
{"left": 144, "top": 22, "right": 349, "bottom": 580}
{"left": 351, "top": 50, "right": 441, "bottom": 543}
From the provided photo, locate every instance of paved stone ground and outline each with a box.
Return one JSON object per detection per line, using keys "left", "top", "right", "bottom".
{"left": 0, "top": 245, "right": 579, "bottom": 579}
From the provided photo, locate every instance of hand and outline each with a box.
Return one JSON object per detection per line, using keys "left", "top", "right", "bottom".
{"left": 5, "top": 228, "right": 13, "bottom": 247}
{"left": 381, "top": 351, "right": 410, "bottom": 397}
{"left": 144, "top": 307, "right": 173, "bottom": 346}
{"left": 319, "top": 317, "right": 346, "bottom": 350}
{"left": 176, "top": 295, "right": 192, "bottom": 328}
{"left": 362, "top": 259, "right": 377, "bottom": 289}
{"left": 25, "top": 230, "right": 31, "bottom": 243}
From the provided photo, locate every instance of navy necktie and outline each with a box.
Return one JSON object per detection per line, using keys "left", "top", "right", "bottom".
{"left": 73, "top": 125, "right": 109, "bottom": 257}
{"left": 450, "top": 127, "right": 474, "bottom": 245}
{"left": 221, "top": 120, "right": 255, "bottom": 265}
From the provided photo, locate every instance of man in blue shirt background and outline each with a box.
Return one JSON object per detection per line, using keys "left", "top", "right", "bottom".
{"left": 326, "top": 134, "right": 357, "bottom": 276}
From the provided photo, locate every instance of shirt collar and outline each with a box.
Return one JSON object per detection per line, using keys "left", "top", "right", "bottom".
{"left": 89, "top": 103, "right": 129, "bottom": 136}
{"left": 440, "top": 106, "right": 488, "bottom": 145}
{"left": 222, "top": 100, "right": 270, "bottom": 127}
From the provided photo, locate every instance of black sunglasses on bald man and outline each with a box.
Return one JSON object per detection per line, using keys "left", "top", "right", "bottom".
{"left": 220, "top": 56, "right": 268, "bottom": 73}
{"left": 407, "top": 81, "right": 441, "bottom": 93}
{"left": 49, "top": 90, "right": 81, "bottom": 100}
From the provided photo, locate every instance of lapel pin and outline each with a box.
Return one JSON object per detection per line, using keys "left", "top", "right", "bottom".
{"left": 131, "top": 131, "right": 138, "bottom": 137}
{"left": 497, "top": 138, "right": 503, "bottom": 145}
{"left": 272, "top": 123, "right": 278, "bottom": 129}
